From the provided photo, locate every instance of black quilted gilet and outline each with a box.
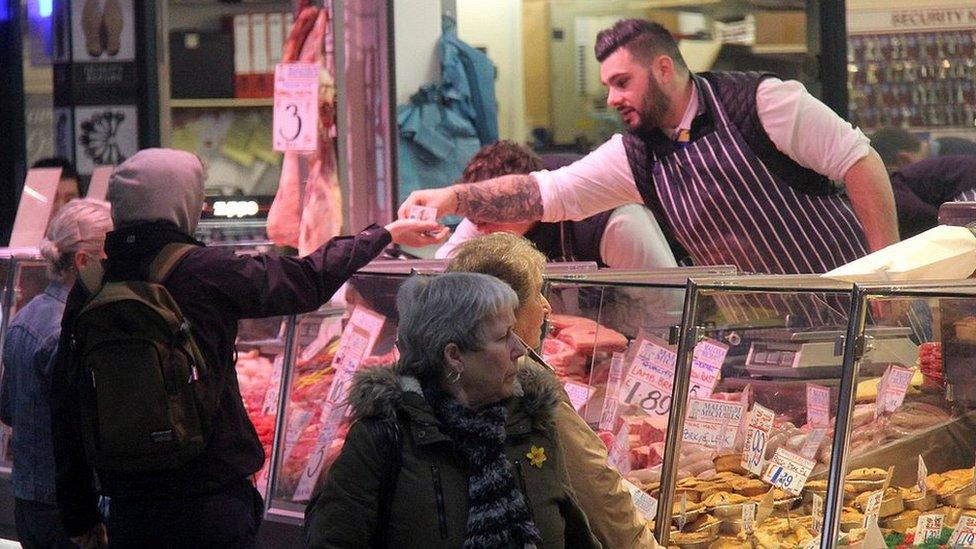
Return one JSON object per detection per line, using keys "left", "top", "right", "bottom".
{"left": 623, "top": 71, "right": 839, "bottom": 244}
{"left": 523, "top": 211, "right": 613, "bottom": 267}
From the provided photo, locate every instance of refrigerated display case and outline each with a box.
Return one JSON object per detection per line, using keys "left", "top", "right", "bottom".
{"left": 651, "top": 274, "right": 863, "bottom": 547}
{"left": 822, "top": 280, "right": 976, "bottom": 549}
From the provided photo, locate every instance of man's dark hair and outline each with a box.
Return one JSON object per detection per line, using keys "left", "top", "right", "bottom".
{"left": 869, "top": 127, "right": 921, "bottom": 167}
{"left": 32, "top": 156, "right": 79, "bottom": 180}
{"left": 458, "top": 140, "right": 543, "bottom": 183}
{"left": 594, "top": 19, "right": 687, "bottom": 70}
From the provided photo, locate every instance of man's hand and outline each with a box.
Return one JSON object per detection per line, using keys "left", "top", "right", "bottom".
{"left": 397, "top": 186, "right": 459, "bottom": 220}
{"left": 384, "top": 219, "right": 450, "bottom": 248}
{"left": 71, "top": 523, "right": 108, "bottom": 548}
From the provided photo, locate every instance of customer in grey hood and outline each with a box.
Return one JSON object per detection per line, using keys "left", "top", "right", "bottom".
{"left": 49, "top": 148, "right": 447, "bottom": 548}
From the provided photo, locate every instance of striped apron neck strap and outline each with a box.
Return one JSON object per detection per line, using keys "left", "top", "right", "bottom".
{"left": 692, "top": 75, "right": 731, "bottom": 128}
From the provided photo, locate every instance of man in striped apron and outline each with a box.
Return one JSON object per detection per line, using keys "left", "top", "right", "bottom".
{"left": 399, "top": 19, "right": 899, "bottom": 277}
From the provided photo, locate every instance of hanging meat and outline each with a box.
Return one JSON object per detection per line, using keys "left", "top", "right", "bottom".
{"left": 268, "top": 4, "right": 344, "bottom": 256}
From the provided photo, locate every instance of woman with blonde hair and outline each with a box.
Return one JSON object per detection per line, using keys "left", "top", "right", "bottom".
{"left": 1, "top": 199, "right": 112, "bottom": 548}
{"left": 446, "top": 232, "right": 655, "bottom": 548}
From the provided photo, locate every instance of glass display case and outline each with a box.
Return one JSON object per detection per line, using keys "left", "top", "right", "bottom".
{"left": 822, "top": 280, "right": 976, "bottom": 549}
{"left": 652, "top": 274, "right": 863, "bottom": 548}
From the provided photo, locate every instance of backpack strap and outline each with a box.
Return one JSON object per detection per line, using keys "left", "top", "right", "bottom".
{"left": 147, "top": 243, "right": 195, "bottom": 284}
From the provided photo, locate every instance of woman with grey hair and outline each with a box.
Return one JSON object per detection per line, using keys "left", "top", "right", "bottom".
{"left": 1, "top": 198, "right": 112, "bottom": 548}
{"left": 306, "top": 272, "right": 599, "bottom": 549}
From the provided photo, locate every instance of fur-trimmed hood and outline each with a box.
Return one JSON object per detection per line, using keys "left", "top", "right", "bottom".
{"left": 347, "top": 361, "right": 564, "bottom": 425}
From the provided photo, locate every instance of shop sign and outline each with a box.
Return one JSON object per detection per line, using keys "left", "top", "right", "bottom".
{"left": 849, "top": 6, "right": 976, "bottom": 33}
{"left": 683, "top": 398, "right": 745, "bottom": 450}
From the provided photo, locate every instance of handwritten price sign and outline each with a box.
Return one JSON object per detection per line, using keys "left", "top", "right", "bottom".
{"left": 621, "top": 338, "right": 676, "bottom": 427}
{"left": 806, "top": 384, "right": 830, "bottom": 427}
{"left": 690, "top": 338, "right": 728, "bottom": 395}
{"left": 877, "top": 364, "right": 913, "bottom": 414}
{"left": 273, "top": 62, "right": 318, "bottom": 151}
{"left": 914, "top": 514, "right": 944, "bottom": 546}
{"left": 741, "top": 404, "right": 775, "bottom": 476}
{"left": 762, "top": 448, "right": 815, "bottom": 496}
{"left": 949, "top": 515, "right": 976, "bottom": 548}
{"left": 600, "top": 353, "right": 625, "bottom": 431}
{"left": 683, "top": 398, "right": 745, "bottom": 449}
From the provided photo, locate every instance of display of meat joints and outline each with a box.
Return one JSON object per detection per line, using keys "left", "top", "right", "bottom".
{"left": 267, "top": 5, "right": 343, "bottom": 256}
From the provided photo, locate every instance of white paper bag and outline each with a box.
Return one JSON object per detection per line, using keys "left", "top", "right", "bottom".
{"left": 824, "top": 225, "right": 976, "bottom": 282}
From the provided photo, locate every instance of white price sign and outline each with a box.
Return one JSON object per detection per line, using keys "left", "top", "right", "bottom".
{"left": 599, "top": 352, "right": 626, "bottom": 430}
{"left": 862, "top": 489, "right": 884, "bottom": 527}
{"left": 741, "top": 404, "right": 775, "bottom": 476}
{"left": 918, "top": 455, "right": 928, "bottom": 496}
{"left": 799, "top": 427, "right": 829, "bottom": 461}
{"left": 273, "top": 62, "right": 318, "bottom": 152}
{"left": 877, "top": 364, "right": 913, "bottom": 414}
{"left": 564, "top": 381, "right": 595, "bottom": 413}
{"left": 621, "top": 338, "right": 676, "bottom": 428}
{"left": 260, "top": 355, "right": 285, "bottom": 416}
{"left": 914, "top": 513, "right": 945, "bottom": 546}
{"left": 950, "top": 515, "right": 976, "bottom": 548}
{"left": 806, "top": 384, "right": 830, "bottom": 427}
{"left": 761, "top": 448, "right": 815, "bottom": 496}
{"left": 683, "top": 398, "right": 745, "bottom": 449}
{"left": 622, "top": 479, "right": 658, "bottom": 520}
{"left": 293, "top": 308, "right": 385, "bottom": 501}
{"left": 608, "top": 422, "right": 631, "bottom": 474}
{"left": 812, "top": 492, "right": 824, "bottom": 534}
{"left": 742, "top": 502, "right": 756, "bottom": 534}
{"left": 690, "top": 338, "right": 728, "bottom": 396}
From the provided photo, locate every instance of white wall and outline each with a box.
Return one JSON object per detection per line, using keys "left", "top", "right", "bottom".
{"left": 456, "top": 0, "right": 526, "bottom": 142}
{"left": 393, "top": 0, "right": 441, "bottom": 105}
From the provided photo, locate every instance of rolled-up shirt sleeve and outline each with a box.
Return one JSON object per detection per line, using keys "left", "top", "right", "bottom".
{"left": 756, "top": 78, "right": 870, "bottom": 182}
{"left": 534, "top": 134, "right": 644, "bottom": 223}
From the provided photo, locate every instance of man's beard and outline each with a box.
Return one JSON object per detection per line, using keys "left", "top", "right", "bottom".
{"left": 626, "top": 74, "right": 671, "bottom": 134}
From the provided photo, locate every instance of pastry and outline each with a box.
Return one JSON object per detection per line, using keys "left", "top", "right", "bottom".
{"left": 729, "top": 477, "right": 768, "bottom": 497}
{"left": 703, "top": 491, "right": 750, "bottom": 508}
{"left": 714, "top": 453, "right": 750, "bottom": 475}
{"left": 839, "top": 506, "right": 865, "bottom": 531}
{"left": 853, "top": 487, "right": 904, "bottom": 518}
{"left": 882, "top": 508, "right": 920, "bottom": 533}
{"left": 900, "top": 487, "right": 938, "bottom": 511}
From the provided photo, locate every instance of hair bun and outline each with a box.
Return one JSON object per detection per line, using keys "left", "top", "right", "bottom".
{"left": 39, "top": 239, "right": 60, "bottom": 262}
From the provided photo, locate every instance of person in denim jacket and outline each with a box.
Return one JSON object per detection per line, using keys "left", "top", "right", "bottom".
{"left": 1, "top": 199, "right": 112, "bottom": 548}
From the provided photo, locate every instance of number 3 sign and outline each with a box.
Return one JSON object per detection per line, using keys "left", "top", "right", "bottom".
{"left": 274, "top": 63, "right": 319, "bottom": 152}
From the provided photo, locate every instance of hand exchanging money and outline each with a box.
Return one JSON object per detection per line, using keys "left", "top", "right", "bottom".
{"left": 384, "top": 219, "right": 450, "bottom": 248}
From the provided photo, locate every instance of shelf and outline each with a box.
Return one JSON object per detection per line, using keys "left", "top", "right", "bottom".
{"left": 750, "top": 44, "right": 807, "bottom": 56}
{"left": 170, "top": 98, "right": 273, "bottom": 109}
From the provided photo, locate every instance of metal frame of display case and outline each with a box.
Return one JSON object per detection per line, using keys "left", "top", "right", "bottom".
{"left": 654, "top": 274, "right": 859, "bottom": 547}
{"left": 822, "top": 279, "right": 976, "bottom": 548}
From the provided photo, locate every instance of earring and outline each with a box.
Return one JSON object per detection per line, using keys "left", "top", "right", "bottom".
{"left": 447, "top": 369, "right": 462, "bottom": 384}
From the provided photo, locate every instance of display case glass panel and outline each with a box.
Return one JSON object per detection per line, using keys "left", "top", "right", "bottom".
{"left": 654, "top": 275, "right": 860, "bottom": 548}
{"left": 824, "top": 280, "right": 976, "bottom": 549}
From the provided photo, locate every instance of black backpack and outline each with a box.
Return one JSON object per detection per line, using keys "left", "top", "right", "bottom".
{"left": 70, "top": 243, "right": 213, "bottom": 472}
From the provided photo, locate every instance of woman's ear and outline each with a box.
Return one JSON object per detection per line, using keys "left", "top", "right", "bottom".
{"left": 74, "top": 250, "right": 92, "bottom": 271}
{"left": 443, "top": 342, "right": 463, "bottom": 370}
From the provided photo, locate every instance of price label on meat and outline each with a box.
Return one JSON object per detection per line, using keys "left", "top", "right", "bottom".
{"left": 273, "top": 62, "right": 318, "bottom": 152}
{"left": 621, "top": 338, "right": 675, "bottom": 428}
{"left": 293, "top": 308, "right": 385, "bottom": 501}
{"left": 608, "top": 422, "right": 631, "bottom": 474}
{"left": 682, "top": 398, "right": 745, "bottom": 449}
{"left": 914, "top": 513, "right": 945, "bottom": 546}
{"left": 599, "top": 353, "right": 625, "bottom": 431}
{"left": 949, "top": 515, "right": 976, "bottom": 547}
{"left": 691, "top": 338, "right": 728, "bottom": 396}
{"left": 806, "top": 384, "right": 830, "bottom": 427}
{"left": 621, "top": 479, "right": 658, "bottom": 520}
{"left": 741, "top": 404, "right": 775, "bottom": 476}
{"left": 564, "top": 381, "right": 595, "bottom": 412}
{"left": 761, "top": 448, "right": 815, "bottom": 496}
{"left": 877, "top": 364, "right": 913, "bottom": 414}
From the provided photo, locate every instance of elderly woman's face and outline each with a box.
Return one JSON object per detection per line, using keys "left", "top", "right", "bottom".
{"left": 456, "top": 307, "right": 524, "bottom": 406}
{"left": 514, "top": 279, "right": 551, "bottom": 349}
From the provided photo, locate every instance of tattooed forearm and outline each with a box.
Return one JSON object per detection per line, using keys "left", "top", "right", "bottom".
{"left": 456, "top": 175, "right": 544, "bottom": 223}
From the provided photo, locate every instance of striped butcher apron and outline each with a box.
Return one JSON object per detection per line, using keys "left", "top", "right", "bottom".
{"left": 647, "top": 77, "right": 869, "bottom": 325}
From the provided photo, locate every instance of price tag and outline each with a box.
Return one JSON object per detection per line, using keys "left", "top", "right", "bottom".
{"left": 918, "top": 456, "right": 928, "bottom": 496}
{"left": 862, "top": 490, "right": 884, "bottom": 527}
{"left": 799, "top": 427, "right": 829, "bottom": 461}
{"left": 914, "top": 513, "right": 945, "bottom": 546}
{"left": 806, "top": 384, "right": 831, "bottom": 427}
{"left": 621, "top": 479, "right": 658, "bottom": 520}
{"left": 621, "top": 338, "right": 676, "bottom": 428}
{"left": 742, "top": 501, "right": 757, "bottom": 534}
{"left": 690, "top": 338, "right": 728, "bottom": 396}
{"left": 608, "top": 422, "right": 631, "bottom": 474}
{"left": 599, "top": 352, "right": 625, "bottom": 431}
{"left": 812, "top": 492, "right": 824, "bottom": 534}
{"left": 683, "top": 398, "right": 745, "bottom": 449}
{"left": 761, "top": 448, "right": 815, "bottom": 496}
{"left": 407, "top": 205, "right": 438, "bottom": 222}
{"left": 564, "top": 381, "right": 595, "bottom": 413}
{"left": 293, "top": 308, "right": 385, "bottom": 501}
{"left": 260, "top": 355, "right": 285, "bottom": 416}
{"left": 949, "top": 515, "right": 976, "bottom": 547}
{"left": 741, "top": 404, "right": 775, "bottom": 476}
{"left": 876, "top": 364, "right": 913, "bottom": 414}
{"left": 273, "top": 62, "right": 318, "bottom": 151}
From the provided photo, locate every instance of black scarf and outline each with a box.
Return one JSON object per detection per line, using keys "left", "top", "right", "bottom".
{"left": 423, "top": 385, "right": 541, "bottom": 549}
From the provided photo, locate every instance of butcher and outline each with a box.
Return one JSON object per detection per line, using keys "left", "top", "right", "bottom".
{"left": 400, "top": 19, "right": 898, "bottom": 274}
